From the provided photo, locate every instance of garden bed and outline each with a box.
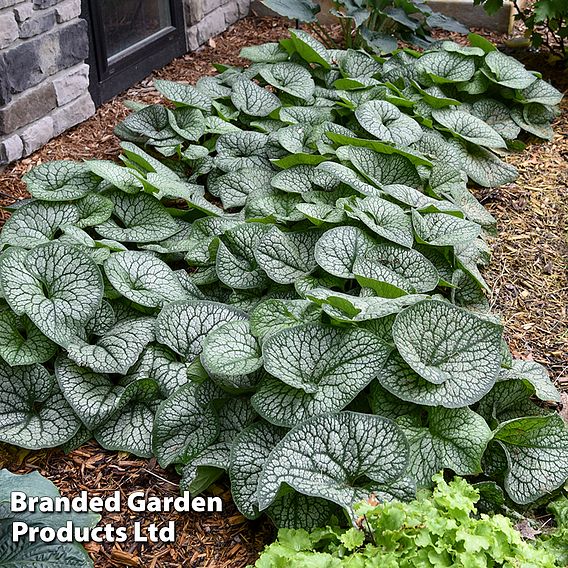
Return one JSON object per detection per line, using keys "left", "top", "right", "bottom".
{"left": 0, "top": 14, "right": 566, "bottom": 568}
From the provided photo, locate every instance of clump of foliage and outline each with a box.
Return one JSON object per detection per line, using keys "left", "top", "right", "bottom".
{"left": 475, "top": 0, "right": 568, "bottom": 63}
{"left": 0, "top": 31, "right": 565, "bottom": 529}
{"left": 260, "top": 0, "right": 469, "bottom": 52}
{"left": 0, "top": 469, "right": 98, "bottom": 567}
{"left": 251, "top": 474, "right": 563, "bottom": 567}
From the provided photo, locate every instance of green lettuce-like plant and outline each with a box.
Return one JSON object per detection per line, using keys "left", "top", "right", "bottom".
{"left": 0, "top": 31, "right": 565, "bottom": 529}
{"left": 250, "top": 474, "right": 563, "bottom": 567}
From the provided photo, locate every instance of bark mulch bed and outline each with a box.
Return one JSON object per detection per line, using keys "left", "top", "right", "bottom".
{"left": 0, "top": 14, "right": 567, "bottom": 568}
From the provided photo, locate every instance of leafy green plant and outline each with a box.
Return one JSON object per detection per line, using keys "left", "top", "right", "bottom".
{"left": 0, "top": 31, "right": 564, "bottom": 529}
{"left": 0, "top": 469, "right": 98, "bottom": 567}
{"left": 260, "top": 0, "right": 469, "bottom": 53}
{"left": 250, "top": 474, "right": 563, "bottom": 567}
{"left": 475, "top": 0, "right": 568, "bottom": 62}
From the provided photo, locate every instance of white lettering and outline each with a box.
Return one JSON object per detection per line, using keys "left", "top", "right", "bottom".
{"left": 11, "top": 522, "right": 28, "bottom": 541}
{"left": 127, "top": 492, "right": 146, "bottom": 512}
{"left": 10, "top": 492, "right": 28, "bottom": 513}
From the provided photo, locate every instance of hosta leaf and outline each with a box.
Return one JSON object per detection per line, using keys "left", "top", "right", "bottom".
{"left": 0, "top": 201, "right": 79, "bottom": 249}
{"left": 500, "top": 359, "right": 560, "bottom": 402}
{"left": 483, "top": 51, "right": 537, "bottom": 89}
{"left": 0, "top": 311, "right": 57, "bottom": 366}
{"left": 231, "top": 77, "right": 282, "bottom": 117}
{"left": 314, "top": 225, "right": 375, "bottom": 278}
{"left": 250, "top": 299, "right": 320, "bottom": 340}
{"left": 289, "top": 29, "right": 331, "bottom": 68}
{"left": 105, "top": 251, "right": 189, "bottom": 307}
{"left": 342, "top": 146, "right": 421, "bottom": 188}
{"left": 393, "top": 300, "right": 502, "bottom": 387}
{"left": 154, "top": 79, "right": 212, "bottom": 111}
{"left": 417, "top": 51, "right": 476, "bottom": 83}
{"left": 257, "top": 412, "right": 409, "bottom": 512}
{"left": 156, "top": 301, "right": 247, "bottom": 360}
{"left": 240, "top": 42, "right": 290, "bottom": 63}
{"left": 201, "top": 320, "right": 263, "bottom": 378}
{"left": 255, "top": 227, "right": 321, "bottom": 284}
{"left": 400, "top": 407, "right": 492, "bottom": 487}
{"left": 353, "top": 244, "right": 439, "bottom": 297}
{"left": 152, "top": 380, "right": 223, "bottom": 467}
{"left": 0, "top": 242, "right": 103, "bottom": 344}
{"left": 0, "top": 362, "right": 80, "bottom": 449}
{"left": 229, "top": 421, "right": 287, "bottom": 519}
{"left": 471, "top": 99, "right": 521, "bottom": 140}
{"left": 494, "top": 415, "right": 568, "bottom": 504}
{"left": 342, "top": 196, "right": 414, "bottom": 248}
{"left": 432, "top": 109, "right": 507, "bottom": 149}
{"left": 355, "top": 100, "right": 422, "bottom": 146}
{"left": 23, "top": 160, "right": 100, "bottom": 201}
{"left": 86, "top": 160, "right": 144, "bottom": 194}
{"left": 216, "top": 223, "right": 271, "bottom": 290}
{"left": 65, "top": 317, "right": 154, "bottom": 375}
{"left": 412, "top": 211, "right": 481, "bottom": 246}
{"left": 95, "top": 190, "right": 179, "bottom": 243}
{"left": 259, "top": 62, "right": 315, "bottom": 100}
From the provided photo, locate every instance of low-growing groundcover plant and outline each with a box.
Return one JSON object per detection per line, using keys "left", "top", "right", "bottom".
{"left": 0, "top": 30, "right": 565, "bottom": 533}
{"left": 250, "top": 475, "right": 567, "bottom": 567}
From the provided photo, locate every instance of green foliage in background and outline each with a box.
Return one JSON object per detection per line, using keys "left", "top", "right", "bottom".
{"left": 0, "top": 31, "right": 564, "bottom": 529}
{"left": 251, "top": 474, "right": 564, "bottom": 567}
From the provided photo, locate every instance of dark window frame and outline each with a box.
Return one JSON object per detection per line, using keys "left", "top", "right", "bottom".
{"left": 82, "top": 0, "right": 187, "bottom": 106}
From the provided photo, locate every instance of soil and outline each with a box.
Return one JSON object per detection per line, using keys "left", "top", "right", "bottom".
{"left": 0, "top": 13, "right": 566, "bottom": 568}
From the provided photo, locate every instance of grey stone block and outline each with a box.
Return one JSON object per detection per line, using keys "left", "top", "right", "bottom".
{"left": 195, "top": 7, "right": 228, "bottom": 46}
{"left": 14, "top": 3, "right": 34, "bottom": 22}
{"left": 33, "top": 0, "right": 59, "bottom": 8}
{"left": 19, "top": 9, "right": 56, "bottom": 38}
{"left": 0, "top": 80, "right": 57, "bottom": 134}
{"left": 55, "top": 0, "right": 80, "bottom": 23}
{"left": 52, "top": 92, "right": 94, "bottom": 137}
{"left": 52, "top": 63, "right": 89, "bottom": 105}
{"left": 186, "top": 25, "right": 199, "bottom": 51}
{"left": 224, "top": 1, "right": 239, "bottom": 26}
{"left": 57, "top": 18, "right": 88, "bottom": 69}
{"left": 0, "top": 134, "right": 24, "bottom": 166}
{"left": 236, "top": 0, "right": 250, "bottom": 17}
{"left": 20, "top": 116, "right": 53, "bottom": 155}
{"left": 0, "top": 56, "right": 10, "bottom": 106}
{"left": 0, "top": 11, "right": 19, "bottom": 49}
{"left": 3, "top": 37, "right": 46, "bottom": 93}
{"left": 0, "top": 0, "right": 20, "bottom": 9}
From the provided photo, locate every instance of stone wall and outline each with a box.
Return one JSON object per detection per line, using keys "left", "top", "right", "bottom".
{"left": 184, "top": 0, "right": 251, "bottom": 51}
{"left": 0, "top": 0, "right": 95, "bottom": 166}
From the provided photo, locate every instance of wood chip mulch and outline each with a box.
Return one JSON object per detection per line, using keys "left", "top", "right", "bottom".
{"left": 0, "top": 14, "right": 567, "bottom": 568}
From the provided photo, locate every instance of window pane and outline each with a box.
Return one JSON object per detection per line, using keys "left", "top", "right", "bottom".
{"left": 100, "top": 0, "right": 173, "bottom": 58}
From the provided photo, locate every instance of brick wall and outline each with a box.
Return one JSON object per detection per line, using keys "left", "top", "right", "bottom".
{"left": 0, "top": 0, "right": 95, "bottom": 165}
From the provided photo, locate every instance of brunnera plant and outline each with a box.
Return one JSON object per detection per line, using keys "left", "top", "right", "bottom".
{"left": 0, "top": 31, "right": 565, "bottom": 529}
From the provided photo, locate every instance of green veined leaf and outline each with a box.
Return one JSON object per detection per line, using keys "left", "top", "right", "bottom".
{"left": 250, "top": 299, "right": 321, "bottom": 340}
{"left": 85, "top": 160, "right": 145, "bottom": 194}
{"left": 0, "top": 311, "right": 57, "bottom": 366}
{"left": 494, "top": 415, "right": 568, "bottom": 504}
{"left": 267, "top": 492, "right": 337, "bottom": 530}
{"left": 314, "top": 225, "right": 375, "bottom": 278}
{"left": 23, "top": 160, "right": 100, "bottom": 201}
{"left": 399, "top": 407, "right": 492, "bottom": 488}
{"left": 104, "top": 251, "right": 189, "bottom": 307}
{"left": 231, "top": 77, "right": 282, "bottom": 117}
{"left": 259, "top": 62, "right": 315, "bottom": 100}
{"left": 289, "top": 29, "right": 331, "bottom": 68}
{"left": 432, "top": 108, "right": 507, "bottom": 149}
{"left": 75, "top": 193, "right": 114, "bottom": 228}
{"left": 209, "top": 168, "right": 273, "bottom": 209}
{"left": 240, "top": 42, "right": 291, "bottom": 62}
{"left": 417, "top": 51, "right": 476, "bottom": 83}
{"left": 95, "top": 190, "right": 179, "bottom": 243}
{"left": 0, "top": 361, "right": 81, "bottom": 449}
{"left": 483, "top": 51, "right": 537, "bottom": 89}
{"left": 393, "top": 300, "right": 502, "bottom": 387}
{"left": 355, "top": 100, "right": 422, "bottom": 146}
{"left": 154, "top": 79, "right": 212, "bottom": 111}
{"left": 155, "top": 301, "right": 247, "bottom": 360}
{"left": 201, "top": 320, "right": 263, "bottom": 378}
{"left": 471, "top": 98, "right": 521, "bottom": 140}
{"left": 254, "top": 227, "right": 322, "bottom": 284}
{"left": 500, "top": 359, "right": 560, "bottom": 402}
{"left": 342, "top": 196, "right": 414, "bottom": 248}
{"left": 257, "top": 412, "right": 409, "bottom": 513}
{"left": 462, "top": 145, "right": 518, "bottom": 187}
{"left": 517, "top": 78, "right": 563, "bottom": 106}
{"left": 412, "top": 210, "right": 481, "bottom": 246}
{"left": 0, "top": 242, "right": 103, "bottom": 345}
{"left": 152, "top": 380, "right": 223, "bottom": 467}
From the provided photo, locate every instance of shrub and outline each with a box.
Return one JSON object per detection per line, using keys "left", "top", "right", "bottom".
{"left": 250, "top": 474, "right": 563, "bottom": 567}
{"left": 259, "top": 0, "right": 469, "bottom": 52}
{"left": 0, "top": 32, "right": 564, "bottom": 529}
